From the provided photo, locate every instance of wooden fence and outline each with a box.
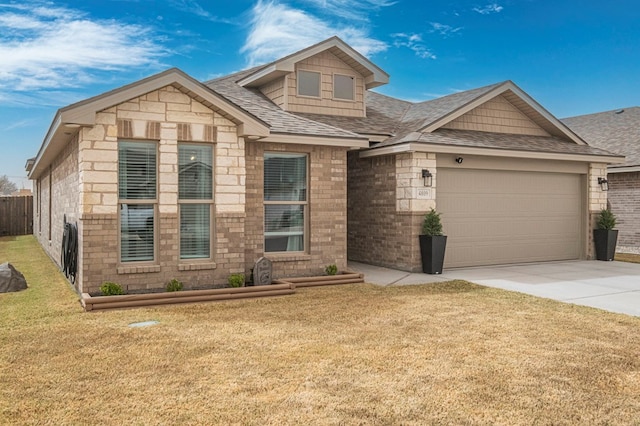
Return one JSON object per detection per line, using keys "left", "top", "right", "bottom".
{"left": 0, "top": 196, "right": 33, "bottom": 237}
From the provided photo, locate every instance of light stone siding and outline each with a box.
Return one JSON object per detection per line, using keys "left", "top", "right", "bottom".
{"left": 245, "top": 141, "right": 349, "bottom": 278}
{"left": 396, "top": 152, "right": 437, "bottom": 212}
{"left": 34, "top": 133, "right": 80, "bottom": 280}
{"left": 285, "top": 51, "right": 366, "bottom": 117}
{"left": 443, "top": 95, "right": 551, "bottom": 136}
{"left": 74, "top": 85, "right": 248, "bottom": 294}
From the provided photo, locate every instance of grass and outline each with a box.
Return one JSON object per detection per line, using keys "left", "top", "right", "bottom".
{"left": 2, "top": 236, "right": 640, "bottom": 425}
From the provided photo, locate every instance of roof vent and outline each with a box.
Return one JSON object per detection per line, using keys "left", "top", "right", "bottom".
{"left": 615, "top": 109, "right": 625, "bottom": 114}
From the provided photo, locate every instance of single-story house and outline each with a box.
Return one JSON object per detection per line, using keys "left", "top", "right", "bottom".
{"left": 27, "top": 36, "right": 623, "bottom": 294}
{"left": 563, "top": 108, "right": 640, "bottom": 252}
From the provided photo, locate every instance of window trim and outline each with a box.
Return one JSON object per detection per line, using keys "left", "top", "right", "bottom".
{"left": 332, "top": 73, "right": 356, "bottom": 101}
{"left": 178, "top": 142, "right": 215, "bottom": 262}
{"left": 117, "top": 140, "right": 159, "bottom": 265}
{"left": 297, "top": 70, "right": 321, "bottom": 98}
{"left": 263, "top": 152, "right": 309, "bottom": 254}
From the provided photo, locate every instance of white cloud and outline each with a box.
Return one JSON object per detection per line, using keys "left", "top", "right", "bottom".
{"left": 168, "top": 0, "right": 234, "bottom": 23}
{"left": 473, "top": 3, "right": 504, "bottom": 14}
{"left": 0, "top": 2, "right": 166, "bottom": 97}
{"left": 430, "top": 22, "right": 463, "bottom": 37}
{"left": 241, "top": 0, "right": 387, "bottom": 66}
{"left": 392, "top": 33, "right": 436, "bottom": 60}
{"left": 299, "top": 0, "right": 397, "bottom": 22}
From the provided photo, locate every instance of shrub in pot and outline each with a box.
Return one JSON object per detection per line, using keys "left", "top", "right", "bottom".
{"left": 419, "top": 208, "right": 447, "bottom": 274}
{"left": 593, "top": 209, "right": 618, "bottom": 261}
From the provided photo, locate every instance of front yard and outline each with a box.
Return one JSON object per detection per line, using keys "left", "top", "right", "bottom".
{"left": 1, "top": 236, "right": 640, "bottom": 424}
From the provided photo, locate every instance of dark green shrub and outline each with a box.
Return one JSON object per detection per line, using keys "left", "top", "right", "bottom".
{"left": 422, "top": 208, "right": 443, "bottom": 236}
{"left": 227, "top": 273, "right": 245, "bottom": 288}
{"left": 100, "top": 281, "right": 124, "bottom": 296}
{"left": 325, "top": 264, "right": 338, "bottom": 275}
{"left": 596, "top": 209, "right": 617, "bottom": 230}
{"left": 166, "top": 278, "right": 183, "bottom": 292}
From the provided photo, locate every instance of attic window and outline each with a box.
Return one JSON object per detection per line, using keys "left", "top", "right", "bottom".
{"left": 334, "top": 74, "right": 355, "bottom": 101}
{"left": 298, "top": 70, "right": 321, "bottom": 98}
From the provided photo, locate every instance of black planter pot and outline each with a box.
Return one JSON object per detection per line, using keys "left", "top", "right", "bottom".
{"left": 593, "top": 229, "right": 618, "bottom": 261}
{"left": 419, "top": 235, "right": 447, "bottom": 274}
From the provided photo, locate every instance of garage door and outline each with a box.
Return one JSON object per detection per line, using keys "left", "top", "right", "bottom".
{"left": 437, "top": 168, "right": 583, "bottom": 268}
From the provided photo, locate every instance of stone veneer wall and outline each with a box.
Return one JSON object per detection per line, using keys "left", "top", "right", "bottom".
{"left": 77, "top": 85, "right": 246, "bottom": 294}
{"left": 347, "top": 152, "right": 424, "bottom": 272}
{"left": 34, "top": 133, "right": 80, "bottom": 272}
{"left": 608, "top": 171, "right": 640, "bottom": 250}
{"left": 588, "top": 163, "right": 609, "bottom": 259}
{"left": 245, "top": 141, "right": 348, "bottom": 278}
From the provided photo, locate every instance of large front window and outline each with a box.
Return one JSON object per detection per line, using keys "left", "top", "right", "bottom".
{"left": 264, "top": 153, "right": 307, "bottom": 252}
{"left": 179, "top": 143, "right": 213, "bottom": 259}
{"left": 118, "top": 141, "right": 157, "bottom": 262}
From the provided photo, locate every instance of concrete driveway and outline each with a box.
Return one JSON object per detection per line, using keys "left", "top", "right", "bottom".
{"left": 348, "top": 260, "right": 640, "bottom": 317}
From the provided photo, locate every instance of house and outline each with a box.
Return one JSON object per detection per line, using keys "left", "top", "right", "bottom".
{"left": 563, "top": 108, "right": 640, "bottom": 252}
{"left": 27, "top": 37, "right": 623, "bottom": 294}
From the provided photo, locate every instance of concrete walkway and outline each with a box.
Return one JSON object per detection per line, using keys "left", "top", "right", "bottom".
{"left": 348, "top": 260, "right": 640, "bottom": 317}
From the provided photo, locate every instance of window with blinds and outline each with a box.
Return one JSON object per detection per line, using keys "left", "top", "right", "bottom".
{"left": 179, "top": 143, "right": 213, "bottom": 259}
{"left": 118, "top": 141, "right": 157, "bottom": 262}
{"left": 264, "top": 153, "right": 307, "bottom": 252}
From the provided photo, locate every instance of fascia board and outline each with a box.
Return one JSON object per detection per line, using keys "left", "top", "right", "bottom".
{"left": 360, "top": 142, "right": 626, "bottom": 164}
{"left": 261, "top": 133, "right": 369, "bottom": 148}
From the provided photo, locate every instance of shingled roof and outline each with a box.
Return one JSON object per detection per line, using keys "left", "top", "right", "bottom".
{"left": 563, "top": 107, "right": 640, "bottom": 169}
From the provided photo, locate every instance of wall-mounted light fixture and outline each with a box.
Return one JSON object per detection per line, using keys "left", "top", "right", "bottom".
{"left": 455, "top": 157, "right": 464, "bottom": 164}
{"left": 422, "top": 169, "right": 433, "bottom": 187}
{"left": 598, "top": 177, "right": 609, "bottom": 191}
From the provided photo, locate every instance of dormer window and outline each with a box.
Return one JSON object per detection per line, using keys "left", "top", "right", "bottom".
{"left": 297, "top": 70, "right": 321, "bottom": 98}
{"left": 333, "top": 74, "right": 355, "bottom": 101}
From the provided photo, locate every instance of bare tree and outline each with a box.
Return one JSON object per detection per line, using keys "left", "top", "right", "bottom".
{"left": 0, "top": 175, "right": 18, "bottom": 195}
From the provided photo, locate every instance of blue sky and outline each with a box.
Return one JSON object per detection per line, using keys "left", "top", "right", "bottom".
{"left": 1, "top": 0, "right": 639, "bottom": 189}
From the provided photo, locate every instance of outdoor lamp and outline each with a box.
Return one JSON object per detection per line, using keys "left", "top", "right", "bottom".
{"left": 422, "top": 169, "right": 433, "bottom": 187}
{"left": 598, "top": 177, "right": 609, "bottom": 191}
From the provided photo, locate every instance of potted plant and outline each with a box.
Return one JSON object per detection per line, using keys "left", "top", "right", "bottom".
{"left": 593, "top": 209, "right": 618, "bottom": 261}
{"left": 419, "top": 208, "right": 447, "bottom": 274}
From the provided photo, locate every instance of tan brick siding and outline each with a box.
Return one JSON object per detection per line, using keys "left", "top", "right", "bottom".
{"left": 608, "top": 172, "right": 640, "bottom": 249}
{"left": 245, "top": 141, "right": 349, "bottom": 278}
{"left": 347, "top": 152, "right": 422, "bottom": 272}
{"left": 443, "top": 95, "right": 551, "bottom": 136}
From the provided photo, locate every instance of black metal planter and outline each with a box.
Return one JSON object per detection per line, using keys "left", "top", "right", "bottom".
{"left": 593, "top": 229, "right": 618, "bottom": 261}
{"left": 419, "top": 235, "right": 447, "bottom": 274}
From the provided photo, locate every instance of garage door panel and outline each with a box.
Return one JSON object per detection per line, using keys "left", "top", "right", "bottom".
{"left": 438, "top": 168, "right": 583, "bottom": 268}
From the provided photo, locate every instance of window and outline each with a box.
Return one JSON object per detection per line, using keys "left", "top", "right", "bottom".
{"left": 297, "top": 70, "right": 321, "bottom": 97}
{"left": 264, "top": 153, "right": 307, "bottom": 253}
{"left": 118, "top": 141, "right": 157, "bottom": 262}
{"left": 179, "top": 143, "right": 213, "bottom": 259}
{"left": 333, "top": 74, "right": 355, "bottom": 101}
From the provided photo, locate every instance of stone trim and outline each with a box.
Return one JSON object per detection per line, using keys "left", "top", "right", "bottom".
{"left": 117, "top": 265, "right": 162, "bottom": 274}
{"left": 178, "top": 262, "right": 217, "bottom": 271}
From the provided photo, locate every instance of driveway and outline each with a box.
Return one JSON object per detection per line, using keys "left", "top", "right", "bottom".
{"left": 348, "top": 260, "right": 640, "bottom": 317}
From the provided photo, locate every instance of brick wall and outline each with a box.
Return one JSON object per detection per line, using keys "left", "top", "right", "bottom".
{"left": 347, "top": 152, "right": 422, "bottom": 272}
{"left": 245, "top": 141, "right": 349, "bottom": 279}
{"left": 608, "top": 172, "right": 640, "bottom": 249}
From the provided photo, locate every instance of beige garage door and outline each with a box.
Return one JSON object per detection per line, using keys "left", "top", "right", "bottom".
{"left": 437, "top": 168, "right": 583, "bottom": 268}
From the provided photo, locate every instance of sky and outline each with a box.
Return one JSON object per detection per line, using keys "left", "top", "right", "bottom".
{"left": 1, "top": 0, "right": 639, "bottom": 189}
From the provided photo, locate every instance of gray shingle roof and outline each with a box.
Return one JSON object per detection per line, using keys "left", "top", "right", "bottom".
{"left": 563, "top": 108, "right": 640, "bottom": 168}
{"left": 205, "top": 65, "right": 619, "bottom": 161}
{"left": 380, "top": 128, "right": 617, "bottom": 157}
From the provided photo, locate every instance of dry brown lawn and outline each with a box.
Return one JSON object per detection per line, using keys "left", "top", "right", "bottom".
{"left": 2, "top": 236, "right": 640, "bottom": 425}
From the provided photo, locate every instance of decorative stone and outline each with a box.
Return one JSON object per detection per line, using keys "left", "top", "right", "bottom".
{"left": 0, "top": 263, "right": 27, "bottom": 293}
{"left": 253, "top": 257, "right": 273, "bottom": 286}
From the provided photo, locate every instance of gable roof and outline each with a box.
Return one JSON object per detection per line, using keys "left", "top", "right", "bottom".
{"left": 237, "top": 36, "right": 389, "bottom": 89}
{"left": 29, "top": 68, "right": 271, "bottom": 179}
{"left": 563, "top": 107, "right": 640, "bottom": 171}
